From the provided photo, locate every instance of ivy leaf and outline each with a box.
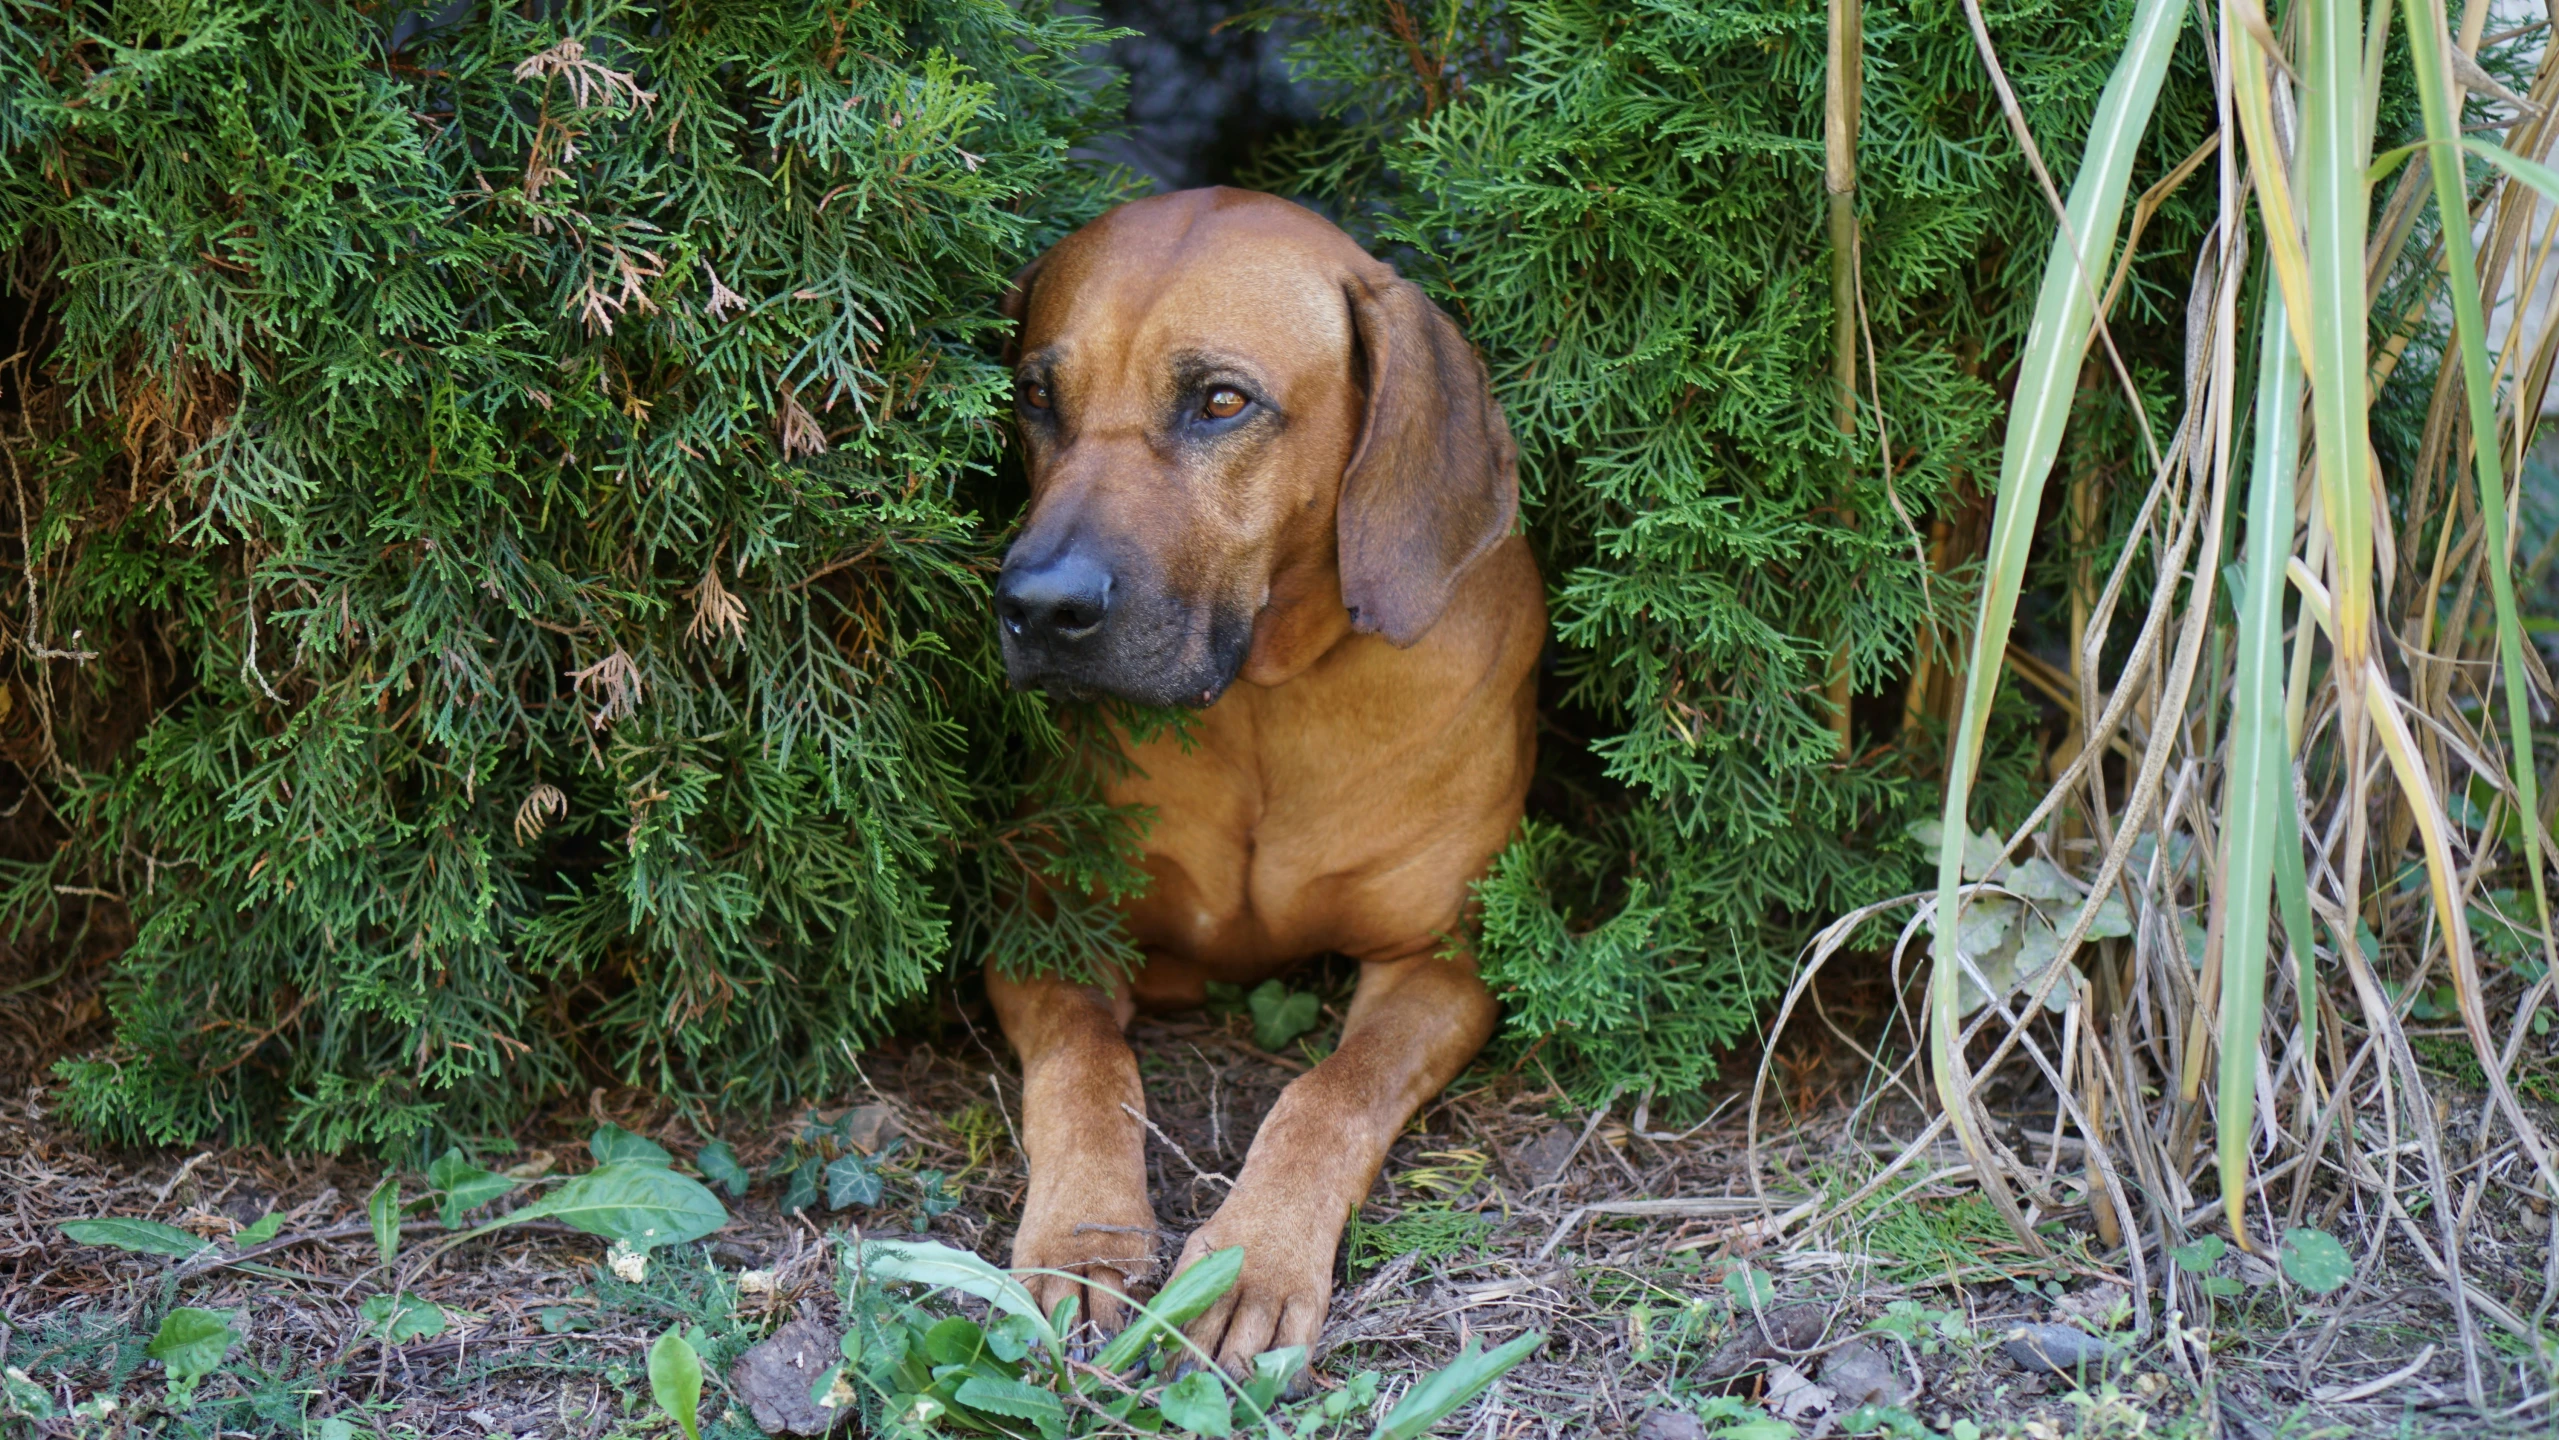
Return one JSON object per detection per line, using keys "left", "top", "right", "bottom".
{"left": 695, "top": 1140, "right": 751, "bottom": 1199}
{"left": 1157, "top": 1370, "right": 1233, "bottom": 1436}
{"left": 2280, "top": 1227, "right": 2353, "bottom": 1294}
{"left": 590, "top": 1124, "right": 673, "bottom": 1168}
{"left": 1247, "top": 980, "right": 1321, "bottom": 1052}
{"left": 826, "top": 1151, "right": 882, "bottom": 1209}
{"left": 429, "top": 1149, "right": 515, "bottom": 1227}
{"left": 648, "top": 1327, "right": 703, "bottom": 1440}
{"left": 147, "top": 1307, "right": 238, "bottom": 1384}
{"left": 780, "top": 1157, "right": 821, "bottom": 1216}
{"left": 358, "top": 1291, "right": 448, "bottom": 1344}
{"left": 60, "top": 1218, "right": 212, "bottom": 1260}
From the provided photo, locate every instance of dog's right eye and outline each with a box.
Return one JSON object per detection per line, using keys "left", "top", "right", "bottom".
{"left": 1021, "top": 380, "right": 1052, "bottom": 410}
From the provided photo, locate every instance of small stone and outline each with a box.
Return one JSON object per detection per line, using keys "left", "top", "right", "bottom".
{"left": 1632, "top": 1409, "right": 1707, "bottom": 1440}
{"left": 1820, "top": 1339, "right": 1913, "bottom": 1407}
{"left": 1514, "top": 1123, "right": 1580, "bottom": 1188}
{"left": 2002, "top": 1322, "right": 2118, "bottom": 1377}
{"left": 731, "top": 1316, "right": 849, "bottom": 1436}
{"left": 2051, "top": 1284, "right": 2130, "bottom": 1331}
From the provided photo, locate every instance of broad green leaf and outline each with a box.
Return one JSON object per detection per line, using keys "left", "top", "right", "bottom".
{"left": 317, "top": 1419, "right": 354, "bottom": 1440}
{"left": 923, "top": 1315, "right": 986, "bottom": 1367}
{"left": 1369, "top": 1332, "right": 1542, "bottom": 1440}
{"left": 860, "top": 1239, "right": 1057, "bottom": 1344}
{"left": 2280, "top": 1227, "right": 2354, "bottom": 1293}
{"left": 695, "top": 1140, "right": 751, "bottom": 1199}
{"left": 1247, "top": 981, "right": 1321, "bottom": 1052}
{"left": 954, "top": 1374, "right": 1067, "bottom": 1427}
{"left": 1095, "top": 1246, "right": 1244, "bottom": 1371}
{"left": 358, "top": 1291, "right": 448, "bottom": 1344}
{"left": 429, "top": 1149, "right": 515, "bottom": 1228}
{"left": 1722, "top": 1265, "right": 1775, "bottom": 1309}
{"left": 368, "top": 1180, "right": 400, "bottom": 1268}
{"left": 2168, "top": 1234, "right": 2224, "bottom": 1270}
{"left": 986, "top": 1312, "right": 1041, "bottom": 1363}
{"left": 501, "top": 1160, "right": 726, "bottom": 1251}
{"left": 591, "top": 1124, "right": 674, "bottom": 1168}
{"left": 148, "top": 1307, "right": 238, "bottom": 1384}
{"left": 61, "top": 1218, "right": 212, "bottom": 1259}
{"left": 1157, "top": 1370, "right": 1233, "bottom": 1436}
{"left": 1244, "top": 1346, "right": 1305, "bottom": 1414}
{"left": 648, "top": 1327, "right": 703, "bottom": 1440}
{"left": 234, "top": 1212, "right": 284, "bottom": 1247}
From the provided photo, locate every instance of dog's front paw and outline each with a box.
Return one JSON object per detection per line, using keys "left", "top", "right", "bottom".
{"left": 1169, "top": 1195, "right": 1336, "bottom": 1377}
{"left": 1010, "top": 1186, "right": 1161, "bottom": 1342}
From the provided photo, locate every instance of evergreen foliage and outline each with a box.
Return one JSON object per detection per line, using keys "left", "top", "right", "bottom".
{"left": 1257, "top": 0, "right": 2215, "bottom": 1101}
{"left": 0, "top": 0, "right": 1132, "bottom": 1147}
{"left": 0, "top": 0, "right": 2233, "bottom": 1145}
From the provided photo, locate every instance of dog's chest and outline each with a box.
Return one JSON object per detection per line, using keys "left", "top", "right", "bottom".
{"left": 1102, "top": 632, "right": 1534, "bottom": 972}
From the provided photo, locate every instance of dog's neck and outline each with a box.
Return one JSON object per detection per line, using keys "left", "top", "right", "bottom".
{"left": 1238, "top": 552, "right": 1356, "bottom": 688}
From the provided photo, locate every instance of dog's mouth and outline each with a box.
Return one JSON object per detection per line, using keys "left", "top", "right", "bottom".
{"left": 996, "top": 594, "right": 1252, "bottom": 711}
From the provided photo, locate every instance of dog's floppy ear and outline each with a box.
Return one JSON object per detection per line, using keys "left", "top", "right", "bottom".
{"left": 1338, "top": 271, "right": 1518, "bottom": 647}
{"left": 998, "top": 253, "right": 1046, "bottom": 362}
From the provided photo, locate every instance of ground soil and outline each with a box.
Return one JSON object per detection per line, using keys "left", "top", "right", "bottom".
{"left": 0, "top": 981, "right": 2541, "bottom": 1438}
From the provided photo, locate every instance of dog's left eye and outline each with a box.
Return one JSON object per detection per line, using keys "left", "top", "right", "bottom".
{"left": 1200, "top": 387, "right": 1248, "bottom": 420}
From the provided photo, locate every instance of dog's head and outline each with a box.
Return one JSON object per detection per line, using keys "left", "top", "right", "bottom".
{"left": 994, "top": 188, "right": 1517, "bottom": 709}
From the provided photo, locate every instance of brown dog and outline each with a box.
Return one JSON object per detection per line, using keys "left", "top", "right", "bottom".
{"left": 986, "top": 187, "right": 1543, "bottom": 1373}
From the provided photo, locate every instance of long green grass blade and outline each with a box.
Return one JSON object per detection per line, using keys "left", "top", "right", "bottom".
{"left": 2274, "top": 773, "right": 2319, "bottom": 1065}
{"left": 2462, "top": 135, "right": 2559, "bottom": 206}
{"left": 2218, "top": 287, "right": 2302, "bottom": 1244}
{"left": 2299, "top": 0, "right": 2373, "bottom": 648}
{"left": 2420, "top": 126, "right": 2559, "bottom": 963}
{"left": 1929, "top": 0, "right": 2186, "bottom": 1219}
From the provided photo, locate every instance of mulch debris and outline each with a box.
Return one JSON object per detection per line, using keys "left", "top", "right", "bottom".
{"left": 0, "top": 997, "right": 2526, "bottom": 1437}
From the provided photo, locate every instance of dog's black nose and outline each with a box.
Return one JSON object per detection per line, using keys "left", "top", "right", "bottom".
{"left": 997, "top": 551, "right": 1113, "bottom": 644}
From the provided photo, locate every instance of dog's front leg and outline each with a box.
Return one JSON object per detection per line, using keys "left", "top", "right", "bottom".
{"left": 987, "top": 961, "right": 1161, "bottom": 1340}
{"left": 1172, "top": 948, "right": 1499, "bottom": 1373}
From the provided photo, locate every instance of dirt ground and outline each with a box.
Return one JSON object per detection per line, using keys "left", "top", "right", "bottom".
{"left": 0, "top": 979, "right": 2541, "bottom": 1439}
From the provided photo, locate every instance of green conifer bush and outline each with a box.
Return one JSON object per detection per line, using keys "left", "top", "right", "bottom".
{"left": 0, "top": 0, "right": 1132, "bottom": 1147}
{"left": 1257, "top": 0, "right": 2215, "bottom": 1102}
{"left": 0, "top": 0, "right": 2227, "bottom": 1145}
